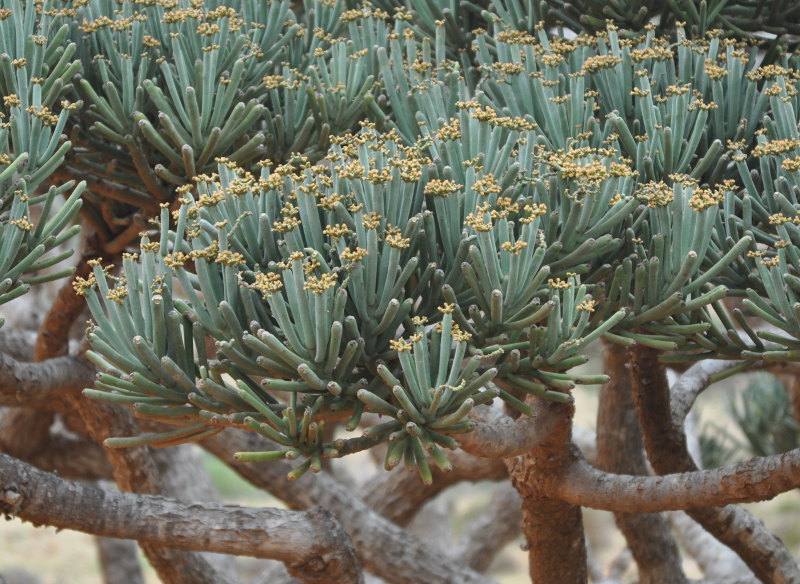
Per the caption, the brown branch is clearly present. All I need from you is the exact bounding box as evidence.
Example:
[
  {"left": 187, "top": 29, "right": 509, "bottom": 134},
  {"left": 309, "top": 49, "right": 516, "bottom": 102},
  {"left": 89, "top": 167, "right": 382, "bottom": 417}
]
[
  {"left": 15, "top": 432, "right": 114, "bottom": 481},
  {"left": 360, "top": 449, "right": 507, "bottom": 526},
  {"left": 457, "top": 402, "right": 560, "bottom": 458},
  {"left": 202, "top": 429, "right": 498, "bottom": 584},
  {"left": 0, "top": 408, "right": 54, "bottom": 462},
  {"left": 33, "top": 253, "right": 94, "bottom": 361},
  {"left": 506, "top": 397, "right": 587, "bottom": 584},
  {"left": 596, "top": 342, "right": 686, "bottom": 584},
  {"left": 629, "top": 345, "right": 800, "bottom": 584},
  {"left": 150, "top": 445, "right": 238, "bottom": 575},
  {"left": 0, "top": 453, "right": 363, "bottom": 584}
]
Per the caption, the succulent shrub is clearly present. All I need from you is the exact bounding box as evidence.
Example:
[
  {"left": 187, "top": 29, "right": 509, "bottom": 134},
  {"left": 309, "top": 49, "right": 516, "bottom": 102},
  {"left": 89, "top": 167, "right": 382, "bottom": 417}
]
[
  {"left": 69, "top": 5, "right": 800, "bottom": 485},
  {"left": 3, "top": 0, "right": 800, "bottom": 488}
]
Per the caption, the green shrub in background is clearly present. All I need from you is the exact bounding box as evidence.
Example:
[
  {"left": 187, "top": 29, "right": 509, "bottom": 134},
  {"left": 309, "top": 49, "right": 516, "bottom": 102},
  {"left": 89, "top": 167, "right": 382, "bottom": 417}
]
[{"left": 4, "top": 1, "right": 800, "bottom": 583}]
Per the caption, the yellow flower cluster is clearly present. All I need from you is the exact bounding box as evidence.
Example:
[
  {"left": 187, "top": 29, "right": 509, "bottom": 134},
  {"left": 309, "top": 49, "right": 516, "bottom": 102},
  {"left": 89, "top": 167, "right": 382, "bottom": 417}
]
[
  {"left": 635, "top": 181, "right": 673, "bottom": 208},
  {"left": 688, "top": 187, "right": 725, "bottom": 212},
  {"left": 424, "top": 179, "right": 463, "bottom": 197},
  {"left": 548, "top": 278, "right": 573, "bottom": 289},
  {"left": 501, "top": 241, "right": 528, "bottom": 255},
  {"left": 752, "top": 139, "right": 800, "bottom": 158},
  {"left": 769, "top": 212, "right": 800, "bottom": 225},
  {"left": 304, "top": 273, "right": 337, "bottom": 295}
]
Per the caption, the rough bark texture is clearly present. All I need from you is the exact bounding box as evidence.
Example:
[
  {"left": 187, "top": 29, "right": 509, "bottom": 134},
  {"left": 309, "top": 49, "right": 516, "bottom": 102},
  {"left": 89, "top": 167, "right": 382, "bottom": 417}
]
[
  {"left": 629, "top": 345, "right": 800, "bottom": 584},
  {"left": 554, "top": 443, "right": 800, "bottom": 511},
  {"left": 0, "top": 453, "right": 363, "bottom": 584},
  {"left": 150, "top": 445, "right": 237, "bottom": 576},
  {"left": 458, "top": 403, "right": 560, "bottom": 458},
  {"left": 506, "top": 397, "right": 587, "bottom": 584},
  {"left": 596, "top": 342, "right": 686, "bottom": 584},
  {"left": 67, "top": 397, "right": 236, "bottom": 584},
  {"left": 0, "top": 353, "right": 94, "bottom": 404},
  {"left": 202, "top": 429, "right": 498, "bottom": 584}
]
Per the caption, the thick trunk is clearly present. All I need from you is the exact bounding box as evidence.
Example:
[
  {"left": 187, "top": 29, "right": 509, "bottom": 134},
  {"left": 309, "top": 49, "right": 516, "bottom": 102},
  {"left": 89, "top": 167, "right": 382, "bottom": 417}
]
[
  {"left": 597, "top": 342, "right": 686, "bottom": 584},
  {"left": 506, "top": 397, "right": 587, "bottom": 584}
]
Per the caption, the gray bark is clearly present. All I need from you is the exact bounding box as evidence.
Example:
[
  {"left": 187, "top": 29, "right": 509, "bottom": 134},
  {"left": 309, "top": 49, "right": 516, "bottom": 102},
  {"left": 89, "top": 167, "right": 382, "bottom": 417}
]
[
  {"left": 0, "top": 453, "right": 363, "bottom": 584},
  {"left": 96, "top": 537, "right": 145, "bottom": 584},
  {"left": 203, "top": 429, "right": 498, "bottom": 584}
]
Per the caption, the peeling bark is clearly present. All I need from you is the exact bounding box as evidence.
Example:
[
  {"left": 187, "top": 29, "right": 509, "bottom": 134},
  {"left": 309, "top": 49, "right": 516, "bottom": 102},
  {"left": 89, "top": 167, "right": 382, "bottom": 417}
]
[{"left": 596, "top": 342, "right": 686, "bottom": 584}]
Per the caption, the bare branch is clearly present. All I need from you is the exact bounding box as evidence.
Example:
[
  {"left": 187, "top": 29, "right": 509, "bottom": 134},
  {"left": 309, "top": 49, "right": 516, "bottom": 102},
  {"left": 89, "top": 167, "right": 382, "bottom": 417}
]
[
  {"left": 0, "top": 408, "right": 55, "bottom": 460},
  {"left": 361, "top": 450, "right": 506, "bottom": 526},
  {"left": 573, "top": 425, "right": 597, "bottom": 464},
  {"left": 0, "top": 353, "right": 94, "bottom": 405},
  {"left": 668, "top": 511, "right": 757, "bottom": 584},
  {"left": 506, "top": 397, "right": 588, "bottom": 584},
  {"left": 68, "top": 397, "right": 237, "bottom": 584},
  {"left": 669, "top": 360, "right": 739, "bottom": 427},
  {"left": 0, "top": 330, "right": 37, "bottom": 360},
  {"left": 0, "top": 453, "right": 363, "bottom": 584},
  {"left": 458, "top": 403, "right": 559, "bottom": 458},
  {"left": 20, "top": 433, "right": 114, "bottom": 481},
  {"left": 202, "top": 429, "right": 499, "bottom": 584},
  {"left": 151, "top": 445, "right": 237, "bottom": 575},
  {"left": 677, "top": 412, "right": 758, "bottom": 583},
  {"left": 34, "top": 252, "right": 93, "bottom": 361},
  {"left": 556, "top": 448, "right": 800, "bottom": 511}
]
